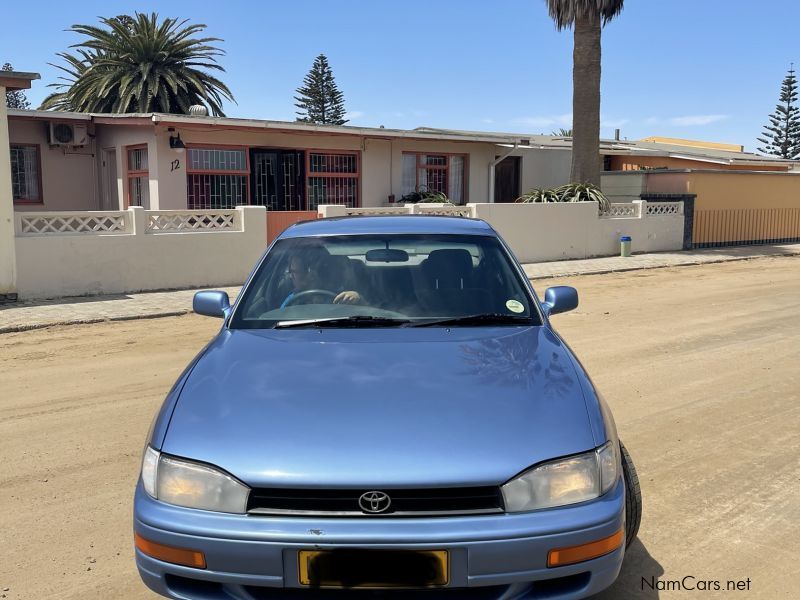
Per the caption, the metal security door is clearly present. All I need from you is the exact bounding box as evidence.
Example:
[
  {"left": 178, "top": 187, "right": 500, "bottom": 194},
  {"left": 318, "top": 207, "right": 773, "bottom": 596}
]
[{"left": 251, "top": 150, "right": 305, "bottom": 211}]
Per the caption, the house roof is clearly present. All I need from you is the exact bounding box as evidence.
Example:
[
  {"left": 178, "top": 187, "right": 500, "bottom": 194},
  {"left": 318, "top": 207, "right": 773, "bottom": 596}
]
[
  {"left": 7, "top": 108, "right": 797, "bottom": 168},
  {"left": 8, "top": 109, "right": 523, "bottom": 144},
  {"left": 419, "top": 127, "right": 797, "bottom": 168},
  {"left": 611, "top": 138, "right": 795, "bottom": 167},
  {"left": 8, "top": 109, "right": 91, "bottom": 121},
  {"left": 639, "top": 136, "right": 744, "bottom": 153}
]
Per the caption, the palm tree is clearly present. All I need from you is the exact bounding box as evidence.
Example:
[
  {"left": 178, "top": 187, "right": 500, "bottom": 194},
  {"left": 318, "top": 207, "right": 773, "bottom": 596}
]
[
  {"left": 40, "top": 13, "right": 234, "bottom": 116},
  {"left": 544, "top": 1, "right": 624, "bottom": 186}
]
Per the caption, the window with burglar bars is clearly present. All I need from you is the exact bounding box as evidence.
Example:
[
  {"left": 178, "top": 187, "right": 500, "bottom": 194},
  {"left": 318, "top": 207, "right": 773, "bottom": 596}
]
[
  {"left": 401, "top": 153, "right": 466, "bottom": 204},
  {"left": 126, "top": 145, "right": 149, "bottom": 207},
  {"left": 187, "top": 147, "right": 249, "bottom": 209},
  {"left": 10, "top": 144, "right": 42, "bottom": 203},
  {"left": 306, "top": 152, "right": 359, "bottom": 210}
]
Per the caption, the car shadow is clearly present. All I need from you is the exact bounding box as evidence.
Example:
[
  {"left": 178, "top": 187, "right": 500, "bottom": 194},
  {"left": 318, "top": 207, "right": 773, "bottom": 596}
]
[{"left": 589, "top": 538, "right": 663, "bottom": 599}]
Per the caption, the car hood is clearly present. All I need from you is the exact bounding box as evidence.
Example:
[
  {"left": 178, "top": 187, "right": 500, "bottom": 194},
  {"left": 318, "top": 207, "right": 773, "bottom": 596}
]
[{"left": 162, "top": 327, "right": 596, "bottom": 488}]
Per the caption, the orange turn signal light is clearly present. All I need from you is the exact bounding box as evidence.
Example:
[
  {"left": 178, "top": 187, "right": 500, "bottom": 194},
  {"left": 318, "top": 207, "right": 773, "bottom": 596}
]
[
  {"left": 547, "top": 528, "right": 624, "bottom": 568},
  {"left": 135, "top": 533, "right": 207, "bottom": 569}
]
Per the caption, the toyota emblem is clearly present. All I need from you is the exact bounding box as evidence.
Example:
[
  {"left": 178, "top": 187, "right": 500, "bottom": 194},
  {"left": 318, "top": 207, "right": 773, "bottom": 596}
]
[{"left": 358, "top": 491, "right": 391, "bottom": 514}]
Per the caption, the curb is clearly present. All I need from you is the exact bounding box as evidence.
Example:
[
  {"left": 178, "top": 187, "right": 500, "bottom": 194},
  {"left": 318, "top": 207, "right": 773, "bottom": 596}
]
[
  {"left": 0, "top": 310, "right": 190, "bottom": 335},
  {"left": 526, "top": 251, "right": 800, "bottom": 280}
]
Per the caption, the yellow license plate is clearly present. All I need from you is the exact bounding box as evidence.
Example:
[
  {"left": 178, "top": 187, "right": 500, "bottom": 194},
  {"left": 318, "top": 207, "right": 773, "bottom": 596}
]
[{"left": 298, "top": 549, "right": 449, "bottom": 589}]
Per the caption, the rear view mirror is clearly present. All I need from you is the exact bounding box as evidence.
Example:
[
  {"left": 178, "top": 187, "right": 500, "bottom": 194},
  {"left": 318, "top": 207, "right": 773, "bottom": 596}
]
[
  {"left": 365, "top": 249, "right": 409, "bottom": 263},
  {"left": 193, "top": 291, "right": 231, "bottom": 318},
  {"left": 542, "top": 286, "right": 578, "bottom": 316}
]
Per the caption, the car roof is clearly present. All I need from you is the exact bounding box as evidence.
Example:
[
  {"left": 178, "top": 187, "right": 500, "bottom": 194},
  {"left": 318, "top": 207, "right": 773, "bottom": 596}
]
[{"left": 279, "top": 215, "right": 495, "bottom": 239}]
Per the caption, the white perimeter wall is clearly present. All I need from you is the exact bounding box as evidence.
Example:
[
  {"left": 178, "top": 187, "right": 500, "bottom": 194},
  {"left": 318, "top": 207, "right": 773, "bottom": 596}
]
[
  {"left": 13, "top": 200, "right": 683, "bottom": 300},
  {"left": 15, "top": 206, "right": 266, "bottom": 299},
  {"left": 473, "top": 201, "right": 684, "bottom": 263},
  {"left": 322, "top": 201, "right": 685, "bottom": 264}
]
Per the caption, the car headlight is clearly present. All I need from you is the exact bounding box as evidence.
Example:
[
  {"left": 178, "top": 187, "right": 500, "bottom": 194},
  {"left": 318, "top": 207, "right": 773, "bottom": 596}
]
[
  {"left": 140, "top": 446, "right": 250, "bottom": 513},
  {"left": 502, "top": 442, "right": 619, "bottom": 512}
]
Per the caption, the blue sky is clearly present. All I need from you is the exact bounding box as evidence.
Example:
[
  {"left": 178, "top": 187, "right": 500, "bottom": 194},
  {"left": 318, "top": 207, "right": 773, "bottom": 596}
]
[{"left": 3, "top": 0, "right": 799, "bottom": 152}]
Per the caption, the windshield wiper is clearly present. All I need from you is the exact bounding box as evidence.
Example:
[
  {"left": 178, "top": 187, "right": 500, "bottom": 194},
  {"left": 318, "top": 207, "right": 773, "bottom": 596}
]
[
  {"left": 274, "top": 316, "right": 413, "bottom": 329},
  {"left": 410, "top": 313, "right": 534, "bottom": 327}
]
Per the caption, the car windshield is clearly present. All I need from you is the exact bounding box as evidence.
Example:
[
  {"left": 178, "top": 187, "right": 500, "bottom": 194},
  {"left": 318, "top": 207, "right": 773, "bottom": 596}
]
[{"left": 230, "top": 234, "right": 540, "bottom": 328}]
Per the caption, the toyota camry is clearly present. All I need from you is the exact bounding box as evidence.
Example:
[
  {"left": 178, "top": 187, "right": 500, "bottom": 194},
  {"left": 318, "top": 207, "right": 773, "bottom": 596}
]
[{"left": 133, "top": 215, "right": 642, "bottom": 599}]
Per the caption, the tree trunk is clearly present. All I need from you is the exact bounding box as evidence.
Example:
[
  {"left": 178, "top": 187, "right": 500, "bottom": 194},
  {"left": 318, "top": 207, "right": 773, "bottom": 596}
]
[{"left": 571, "top": 12, "right": 602, "bottom": 186}]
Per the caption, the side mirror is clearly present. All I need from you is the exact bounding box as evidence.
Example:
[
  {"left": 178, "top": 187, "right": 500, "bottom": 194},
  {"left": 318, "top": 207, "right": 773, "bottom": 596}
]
[
  {"left": 542, "top": 286, "right": 578, "bottom": 316},
  {"left": 193, "top": 291, "right": 231, "bottom": 318}
]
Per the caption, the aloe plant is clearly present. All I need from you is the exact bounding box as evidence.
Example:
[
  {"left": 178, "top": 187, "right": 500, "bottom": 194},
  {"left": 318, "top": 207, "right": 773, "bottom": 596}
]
[
  {"left": 400, "top": 189, "right": 452, "bottom": 204},
  {"left": 555, "top": 183, "right": 611, "bottom": 212},
  {"left": 514, "top": 188, "right": 561, "bottom": 203},
  {"left": 514, "top": 182, "right": 610, "bottom": 213},
  {"left": 417, "top": 191, "right": 451, "bottom": 204}
]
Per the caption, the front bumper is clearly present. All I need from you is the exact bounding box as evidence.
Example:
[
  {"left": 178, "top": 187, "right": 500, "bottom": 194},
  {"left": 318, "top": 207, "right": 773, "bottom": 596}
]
[{"left": 134, "top": 479, "right": 625, "bottom": 600}]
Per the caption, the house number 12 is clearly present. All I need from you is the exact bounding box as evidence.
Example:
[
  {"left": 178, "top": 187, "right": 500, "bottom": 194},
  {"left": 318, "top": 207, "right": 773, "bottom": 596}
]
[{"left": 170, "top": 159, "right": 181, "bottom": 172}]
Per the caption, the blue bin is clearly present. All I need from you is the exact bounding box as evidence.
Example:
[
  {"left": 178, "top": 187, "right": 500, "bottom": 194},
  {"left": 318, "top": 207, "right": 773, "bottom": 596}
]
[{"left": 620, "top": 235, "right": 632, "bottom": 257}]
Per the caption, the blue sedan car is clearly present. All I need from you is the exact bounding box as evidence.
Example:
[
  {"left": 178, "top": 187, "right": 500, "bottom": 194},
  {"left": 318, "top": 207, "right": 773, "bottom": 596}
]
[{"left": 134, "top": 215, "right": 642, "bottom": 600}]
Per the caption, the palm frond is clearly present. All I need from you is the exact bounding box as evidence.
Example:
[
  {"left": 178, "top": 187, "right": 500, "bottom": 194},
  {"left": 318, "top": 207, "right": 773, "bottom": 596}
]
[
  {"left": 38, "top": 11, "right": 234, "bottom": 114},
  {"left": 544, "top": 0, "right": 624, "bottom": 29}
]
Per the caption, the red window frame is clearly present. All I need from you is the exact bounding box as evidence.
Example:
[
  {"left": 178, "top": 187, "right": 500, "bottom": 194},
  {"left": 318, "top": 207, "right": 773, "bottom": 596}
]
[
  {"left": 10, "top": 143, "right": 44, "bottom": 204},
  {"left": 304, "top": 149, "right": 361, "bottom": 210},
  {"left": 402, "top": 152, "right": 468, "bottom": 203},
  {"left": 186, "top": 144, "right": 251, "bottom": 209},
  {"left": 125, "top": 144, "right": 149, "bottom": 208}
]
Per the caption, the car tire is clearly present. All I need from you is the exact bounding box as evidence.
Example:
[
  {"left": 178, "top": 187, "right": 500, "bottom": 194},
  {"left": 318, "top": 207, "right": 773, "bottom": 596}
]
[{"left": 620, "top": 441, "right": 642, "bottom": 548}]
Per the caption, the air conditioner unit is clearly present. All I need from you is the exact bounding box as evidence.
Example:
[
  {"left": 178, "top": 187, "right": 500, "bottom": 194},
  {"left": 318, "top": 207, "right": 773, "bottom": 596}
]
[{"left": 48, "top": 122, "right": 88, "bottom": 147}]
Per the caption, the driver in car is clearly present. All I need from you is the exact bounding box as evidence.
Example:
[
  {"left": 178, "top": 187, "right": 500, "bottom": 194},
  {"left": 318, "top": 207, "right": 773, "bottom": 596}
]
[{"left": 280, "top": 253, "right": 363, "bottom": 308}]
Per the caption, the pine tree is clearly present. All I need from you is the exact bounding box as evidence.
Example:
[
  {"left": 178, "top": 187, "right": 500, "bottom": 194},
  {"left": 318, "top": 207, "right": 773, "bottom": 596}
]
[
  {"left": 3, "top": 63, "right": 32, "bottom": 109},
  {"left": 757, "top": 66, "right": 800, "bottom": 159},
  {"left": 294, "top": 54, "right": 348, "bottom": 125}
]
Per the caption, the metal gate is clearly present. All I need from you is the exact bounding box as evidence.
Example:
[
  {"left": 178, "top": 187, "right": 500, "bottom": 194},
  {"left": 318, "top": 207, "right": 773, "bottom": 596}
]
[
  {"left": 267, "top": 211, "right": 319, "bottom": 245},
  {"left": 251, "top": 150, "right": 305, "bottom": 211},
  {"left": 693, "top": 208, "right": 800, "bottom": 248}
]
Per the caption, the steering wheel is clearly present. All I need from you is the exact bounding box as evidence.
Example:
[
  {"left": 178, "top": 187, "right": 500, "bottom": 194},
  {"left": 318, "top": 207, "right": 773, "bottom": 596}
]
[{"left": 284, "top": 289, "right": 338, "bottom": 306}]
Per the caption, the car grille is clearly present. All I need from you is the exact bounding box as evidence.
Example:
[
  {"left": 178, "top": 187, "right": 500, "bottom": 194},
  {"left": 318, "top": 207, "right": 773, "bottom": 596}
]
[{"left": 246, "top": 486, "right": 504, "bottom": 517}]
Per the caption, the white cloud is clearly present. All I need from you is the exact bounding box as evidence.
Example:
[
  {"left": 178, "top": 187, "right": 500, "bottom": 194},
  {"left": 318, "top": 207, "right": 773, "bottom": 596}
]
[
  {"left": 345, "top": 110, "right": 365, "bottom": 121},
  {"left": 481, "top": 118, "right": 495, "bottom": 124},
  {"left": 669, "top": 114, "right": 729, "bottom": 126},
  {"left": 513, "top": 113, "right": 572, "bottom": 128}
]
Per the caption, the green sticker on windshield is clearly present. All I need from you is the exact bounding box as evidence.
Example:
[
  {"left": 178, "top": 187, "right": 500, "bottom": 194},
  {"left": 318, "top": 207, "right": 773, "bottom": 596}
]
[{"left": 506, "top": 299, "right": 524, "bottom": 313}]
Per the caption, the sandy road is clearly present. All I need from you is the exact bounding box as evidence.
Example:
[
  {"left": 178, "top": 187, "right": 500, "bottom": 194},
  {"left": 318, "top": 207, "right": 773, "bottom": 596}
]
[{"left": 1, "top": 256, "right": 798, "bottom": 599}]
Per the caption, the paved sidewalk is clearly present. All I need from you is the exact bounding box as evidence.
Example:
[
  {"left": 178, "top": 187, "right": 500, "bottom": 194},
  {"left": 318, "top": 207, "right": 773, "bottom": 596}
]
[
  {"left": 0, "top": 286, "right": 241, "bottom": 334},
  {"left": 522, "top": 242, "right": 800, "bottom": 279},
  {"left": 1, "top": 244, "right": 798, "bottom": 334}
]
